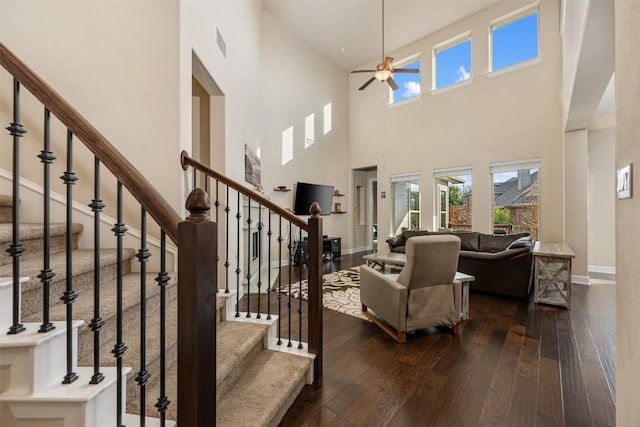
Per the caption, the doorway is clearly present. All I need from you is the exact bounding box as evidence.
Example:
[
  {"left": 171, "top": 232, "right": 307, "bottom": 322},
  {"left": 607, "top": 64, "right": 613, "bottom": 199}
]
[{"left": 353, "top": 166, "right": 377, "bottom": 252}]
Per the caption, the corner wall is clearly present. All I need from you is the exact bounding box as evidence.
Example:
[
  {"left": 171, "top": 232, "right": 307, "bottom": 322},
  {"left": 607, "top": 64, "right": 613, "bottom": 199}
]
[{"left": 614, "top": 1, "right": 640, "bottom": 425}]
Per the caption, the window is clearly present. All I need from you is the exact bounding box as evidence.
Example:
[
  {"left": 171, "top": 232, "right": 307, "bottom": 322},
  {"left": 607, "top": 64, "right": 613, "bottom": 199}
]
[
  {"left": 433, "top": 35, "right": 471, "bottom": 90},
  {"left": 390, "top": 59, "right": 421, "bottom": 104},
  {"left": 491, "top": 9, "right": 539, "bottom": 72},
  {"left": 491, "top": 159, "right": 540, "bottom": 239},
  {"left": 281, "top": 126, "right": 293, "bottom": 165},
  {"left": 434, "top": 167, "right": 472, "bottom": 231},
  {"left": 391, "top": 174, "right": 421, "bottom": 234},
  {"left": 305, "top": 113, "right": 315, "bottom": 148},
  {"left": 323, "top": 103, "right": 332, "bottom": 135}
]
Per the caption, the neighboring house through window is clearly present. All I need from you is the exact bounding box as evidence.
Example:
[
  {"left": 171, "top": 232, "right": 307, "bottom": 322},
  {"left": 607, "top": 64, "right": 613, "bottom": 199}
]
[{"left": 491, "top": 159, "right": 540, "bottom": 239}]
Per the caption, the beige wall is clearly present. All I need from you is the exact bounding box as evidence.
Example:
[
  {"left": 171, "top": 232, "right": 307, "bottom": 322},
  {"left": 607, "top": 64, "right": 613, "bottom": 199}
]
[
  {"left": 349, "top": 0, "right": 564, "bottom": 247},
  {"left": 615, "top": 1, "right": 640, "bottom": 425},
  {"left": 0, "top": 0, "right": 181, "bottom": 229},
  {"left": 588, "top": 127, "right": 615, "bottom": 272}
]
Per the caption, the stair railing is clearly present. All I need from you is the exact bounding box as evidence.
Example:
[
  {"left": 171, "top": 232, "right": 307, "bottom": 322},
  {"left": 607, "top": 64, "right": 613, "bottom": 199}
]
[
  {"left": 1, "top": 41, "right": 323, "bottom": 425},
  {"left": 180, "top": 151, "right": 324, "bottom": 383}
]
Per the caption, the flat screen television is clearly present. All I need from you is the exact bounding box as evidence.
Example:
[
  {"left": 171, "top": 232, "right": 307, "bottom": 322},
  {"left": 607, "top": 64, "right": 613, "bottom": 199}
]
[{"left": 293, "top": 182, "right": 334, "bottom": 216}]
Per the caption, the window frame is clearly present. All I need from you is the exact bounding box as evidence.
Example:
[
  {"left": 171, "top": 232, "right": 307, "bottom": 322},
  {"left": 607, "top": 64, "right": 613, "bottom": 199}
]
[
  {"left": 432, "top": 31, "right": 472, "bottom": 92},
  {"left": 489, "top": 5, "right": 540, "bottom": 74},
  {"left": 389, "top": 54, "right": 422, "bottom": 106},
  {"left": 390, "top": 173, "right": 421, "bottom": 234}
]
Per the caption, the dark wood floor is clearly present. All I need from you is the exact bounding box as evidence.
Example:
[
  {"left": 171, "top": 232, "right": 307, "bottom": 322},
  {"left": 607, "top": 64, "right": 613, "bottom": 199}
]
[{"left": 242, "top": 252, "right": 616, "bottom": 427}]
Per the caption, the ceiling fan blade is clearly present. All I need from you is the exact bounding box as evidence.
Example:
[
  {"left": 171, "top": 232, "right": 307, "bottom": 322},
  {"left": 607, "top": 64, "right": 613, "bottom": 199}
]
[
  {"left": 351, "top": 69, "right": 377, "bottom": 73},
  {"left": 383, "top": 56, "right": 393, "bottom": 68},
  {"left": 387, "top": 76, "right": 399, "bottom": 91},
  {"left": 392, "top": 68, "right": 420, "bottom": 74},
  {"left": 359, "top": 77, "right": 377, "bottom": 91}
]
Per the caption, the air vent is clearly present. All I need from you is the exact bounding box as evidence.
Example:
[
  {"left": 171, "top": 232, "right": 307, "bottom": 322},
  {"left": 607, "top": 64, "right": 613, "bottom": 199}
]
[{"left": 216, "top": 27, "right": 227, "bottom": 59}]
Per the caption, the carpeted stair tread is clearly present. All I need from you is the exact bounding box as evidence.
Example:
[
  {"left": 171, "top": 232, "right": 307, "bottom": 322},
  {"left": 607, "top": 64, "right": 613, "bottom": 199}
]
[
  {"left": 216, "top": 321, "right": 269, "bottom": 399},
  {"left": 0, "top": 222, "right": 83, "bottom": 266},
  {"left": 216, "top": 350, "right": 312, "bottom": 427},
  {"left": 0, "top": 248, "right": 136, "bottom": 294},
  {"left": 0, "top": 195, "right": 12, "bottom": 223}
]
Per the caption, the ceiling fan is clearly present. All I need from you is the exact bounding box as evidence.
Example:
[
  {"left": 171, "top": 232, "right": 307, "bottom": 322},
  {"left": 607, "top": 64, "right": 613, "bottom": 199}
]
[{"left": 351, "top": 0, "right": 419, "bottom": 91}]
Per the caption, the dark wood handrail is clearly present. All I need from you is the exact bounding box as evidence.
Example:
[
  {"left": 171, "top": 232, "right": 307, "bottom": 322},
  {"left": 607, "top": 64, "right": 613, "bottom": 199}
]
[
  {"left": 0, "top": 42, "right": 182, "bottom": 244},
  {"left": 180, "top": 151, "right": 309, "bottom": 230}
]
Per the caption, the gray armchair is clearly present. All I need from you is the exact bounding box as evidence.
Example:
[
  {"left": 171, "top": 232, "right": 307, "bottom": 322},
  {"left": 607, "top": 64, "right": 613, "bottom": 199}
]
[{"left": 360, "top": 234, "right": 462, "bottom": 343}]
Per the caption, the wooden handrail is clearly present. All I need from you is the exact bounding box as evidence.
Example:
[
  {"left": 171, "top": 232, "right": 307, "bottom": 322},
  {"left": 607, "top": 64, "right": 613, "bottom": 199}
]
[
  {"left": 180, "top": 151, "right": 309, "bottom": 230},
  {"left": 0, "top": 42, "right": 182, "bottom": 244}
]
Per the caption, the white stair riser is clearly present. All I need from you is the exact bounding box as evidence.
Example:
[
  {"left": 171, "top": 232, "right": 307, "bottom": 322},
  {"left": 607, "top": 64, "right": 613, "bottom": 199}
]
[
  {"left": 0, "top": 278, "right": 16, "bottom": 330},
  {"left": 2, "top": 369, "right": 129, "bottom": 427},
  {"left": 0, "top": 322, "right": 79, "bottom": 396}
]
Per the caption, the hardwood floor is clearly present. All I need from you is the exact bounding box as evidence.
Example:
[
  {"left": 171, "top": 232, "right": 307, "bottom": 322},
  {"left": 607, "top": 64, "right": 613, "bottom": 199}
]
[{"left": 241, "top": 252, "right": 616, "bottom": 426}]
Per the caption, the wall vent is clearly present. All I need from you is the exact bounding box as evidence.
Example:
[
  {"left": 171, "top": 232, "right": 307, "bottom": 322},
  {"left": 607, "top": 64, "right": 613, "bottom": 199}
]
[{"left": 216, "top": 27, "right": 227, "bottom": 59}]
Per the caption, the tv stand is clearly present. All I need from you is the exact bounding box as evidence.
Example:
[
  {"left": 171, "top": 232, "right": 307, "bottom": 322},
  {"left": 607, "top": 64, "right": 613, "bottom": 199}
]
[{"left": 293, "top": 236, "right": 341, "bottom": 265}]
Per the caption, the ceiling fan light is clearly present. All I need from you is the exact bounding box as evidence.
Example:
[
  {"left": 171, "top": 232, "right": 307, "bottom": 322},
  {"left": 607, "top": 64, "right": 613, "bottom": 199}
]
[{"left": 375, "top": 69, "right": 392, "bottom": 81}]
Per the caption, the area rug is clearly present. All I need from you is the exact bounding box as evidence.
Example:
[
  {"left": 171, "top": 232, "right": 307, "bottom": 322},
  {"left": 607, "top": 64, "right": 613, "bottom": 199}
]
[{"left": 277, "top": 267, "right": 365, "bottom": 320}]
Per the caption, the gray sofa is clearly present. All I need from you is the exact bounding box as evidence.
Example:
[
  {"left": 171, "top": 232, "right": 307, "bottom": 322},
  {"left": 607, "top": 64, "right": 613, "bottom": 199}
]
[{"left": 386, "top": 230, "right": 534, "bottom": 298}]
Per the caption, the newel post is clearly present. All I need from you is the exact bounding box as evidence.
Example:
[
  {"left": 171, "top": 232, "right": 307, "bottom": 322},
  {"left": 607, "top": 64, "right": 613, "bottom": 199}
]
[
  {"left": 177, "top": 188, "right": 217, "bottom": 425},
  {"left": 307, "top": 202, "right": 323, "bottom": 382}
]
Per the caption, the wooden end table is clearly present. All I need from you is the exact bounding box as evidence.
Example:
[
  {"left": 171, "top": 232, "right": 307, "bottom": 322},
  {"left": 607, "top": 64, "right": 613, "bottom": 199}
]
[{"left": 533, "top": 242, "right": 575, "bottom": 309}]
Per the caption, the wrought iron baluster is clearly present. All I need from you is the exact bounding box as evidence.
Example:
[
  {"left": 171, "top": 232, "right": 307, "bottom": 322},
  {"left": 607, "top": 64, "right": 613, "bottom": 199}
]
[
  {"left": 61, "top": 130, "right": 78, "bottom": 384},
  {"left": 135, "top": 208, "right": 151, "bottom": 424},
  {"left": 224, "top": 184, "right": 230, "bottom": 293},
  {"left": 110, "top": 182, "right": 127, "bottom": 424},
  {"left": 298, "top": 227, "right": 303, "bottom": 349},
  {"left": 215, "top": 180, "right": 220, "bottom": 293},
  {"left": 6, "top": 78, "right": 26, "bottom": 335},
  {"left": 277, "top": 216, "right": 283, "bottom": 345},
  {"left": 266, "top": 211, "right": 272, "bottom": 320},
  {"left": 155, "top": 232, "right": 170, "bottom": 424},
  {"left": 256, "top": 205, "right": 263, "bottom": 319},
  {"left": 88, "top": 157, "right": 105, "bottom": 384},
  {"left": 245, "top": 198, "right": 252, "bottom": 317},
  {"left": 37, "top": 108, "right": 55, "bottom": 333},
  {"left": 287, "top": 223, "right": 293, "bottom": 347},
  {"left": 235, "top": 191, "right": 241, "bottom": 317},
  {"left": 204, "top": 173, "right": 209, "bottom": 193}
]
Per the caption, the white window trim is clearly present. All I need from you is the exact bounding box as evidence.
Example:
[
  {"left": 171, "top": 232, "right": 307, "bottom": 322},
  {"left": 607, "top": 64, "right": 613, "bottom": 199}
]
[
  {"left": 432, "top": 31, "right": 472, "bottom": 91},
  {"left": 391, "top": 172, "right": 421, "bottom": 183},
  {"left": 490, "top": 158, "right": 541, "bottom": 174},
  {"left": 433, "top": 166, "right": 473, "bottom": 178},
  {"left": 489, "top": 3, "right": 540, "bottom": 73},
  {"left": 487, "top": 56, "right": 542, "bottom": 78},
  {"left": 431, "top": 77, "right": 474, "bottom": 95}
]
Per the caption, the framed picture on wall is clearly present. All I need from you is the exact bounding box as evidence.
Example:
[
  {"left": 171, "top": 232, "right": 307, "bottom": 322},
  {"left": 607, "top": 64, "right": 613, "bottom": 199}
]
[{"left": 244, "top": 143, "right": 261, "bottom": 187}]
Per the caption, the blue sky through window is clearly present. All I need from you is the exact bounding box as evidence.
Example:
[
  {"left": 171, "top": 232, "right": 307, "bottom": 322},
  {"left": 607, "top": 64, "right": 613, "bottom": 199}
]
[
  {"left": 435, "top": 39, "right": 471, "bottom": 89},
  {"left": 492, "top": 12, "right": 538, "bottom": 71},
  {"left": 391, "top": 59, "right": 421, "bottom": 103}
]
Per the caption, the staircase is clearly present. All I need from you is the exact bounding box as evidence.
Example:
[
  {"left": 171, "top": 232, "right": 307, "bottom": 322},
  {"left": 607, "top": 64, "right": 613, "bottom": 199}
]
[{"left": 0, "top": 193, "right": 313, "bottom": 426}]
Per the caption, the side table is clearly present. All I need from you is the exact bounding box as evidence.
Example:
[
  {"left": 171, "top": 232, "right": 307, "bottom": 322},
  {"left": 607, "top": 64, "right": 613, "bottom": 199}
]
[{"left": 533, "top": 242, "right": 575, "bottom": 308}]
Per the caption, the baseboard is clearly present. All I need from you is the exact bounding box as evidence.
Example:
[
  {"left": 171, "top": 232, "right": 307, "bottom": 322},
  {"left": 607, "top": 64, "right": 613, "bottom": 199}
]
[
  {"left": 572, "top": 275, "right": 591, "bottom": 285},
  {"left": 588, "top": 265, "right": 616, "bottom": 281}
]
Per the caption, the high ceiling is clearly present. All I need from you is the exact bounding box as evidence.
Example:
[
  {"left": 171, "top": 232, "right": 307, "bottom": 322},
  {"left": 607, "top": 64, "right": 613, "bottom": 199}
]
[{"left": 262, "top": 0, "right": 502, "bottom": 71}]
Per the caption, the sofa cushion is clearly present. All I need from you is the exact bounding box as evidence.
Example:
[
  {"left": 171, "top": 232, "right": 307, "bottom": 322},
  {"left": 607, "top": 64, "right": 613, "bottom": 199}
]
[
  {"left": 478, "top": 232, "right": 529, "bottom": 253},
  {"left": 402, "top": 229, "right": 429, "bottom": 242},
  {"left": 454, "top": 231, "right": 479, "bottom": 252}
]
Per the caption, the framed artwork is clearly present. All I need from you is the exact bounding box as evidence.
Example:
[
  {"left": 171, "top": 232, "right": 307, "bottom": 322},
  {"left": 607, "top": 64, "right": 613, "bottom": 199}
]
[
  {"left": 617, "top": 163, "right": 633, "bottom": 200},
  {"left": 244, "top": 144, "right": 261, "bottom": 186}
]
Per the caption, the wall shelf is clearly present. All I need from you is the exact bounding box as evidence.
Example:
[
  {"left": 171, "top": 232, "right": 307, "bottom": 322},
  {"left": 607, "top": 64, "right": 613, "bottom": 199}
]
[
  {"left": 274, "top": 187, "right": 291, "bottom": 192},
  {"left": 332, "top": 211, "right": 347, "bottom": 214}
]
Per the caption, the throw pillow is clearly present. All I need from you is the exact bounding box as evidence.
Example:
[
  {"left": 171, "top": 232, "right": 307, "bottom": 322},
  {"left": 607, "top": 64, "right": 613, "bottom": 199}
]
[
  {"left": 454, "top": 231, "right": 480, "bottom": 251},
  {"left": 402, "top": 229, "right": 429, "bottom": 242},
  {"left": 478, "top": 233, "right": 529, "bottom": 253}
]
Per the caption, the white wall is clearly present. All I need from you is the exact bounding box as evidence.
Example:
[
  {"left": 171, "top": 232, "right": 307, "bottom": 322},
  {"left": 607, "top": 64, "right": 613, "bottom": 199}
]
[
  {"left": 349, "top": 0, "right": 564, "bottom": 248},
  {"left": 615, "top": 1, "right": 640, "bottom": 424},
  {"left": 587, "top": 127, "right": 615, "bottom": 274},
  {"left": 259, "top": 11, "right": 351, "bottom": 248}
]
